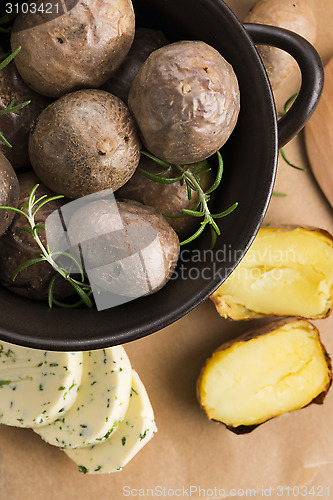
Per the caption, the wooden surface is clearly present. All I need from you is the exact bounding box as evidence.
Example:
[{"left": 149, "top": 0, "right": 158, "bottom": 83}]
[{"left": 305, "top": 58, "right": 333, "bottom": 207}]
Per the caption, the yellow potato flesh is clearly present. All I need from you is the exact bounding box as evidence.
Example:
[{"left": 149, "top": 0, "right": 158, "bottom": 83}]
[
  {"left": 212, "top": 227, "right": 333, "bottom": 319},
  {"left": 198, "top": 321, "right": 330, "bottom": 427}
]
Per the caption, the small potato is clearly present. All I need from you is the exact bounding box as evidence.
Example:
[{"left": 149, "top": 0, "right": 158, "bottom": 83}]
[
  {"left": 0, "top": 154, "right": 19, "bottom": 236},
  {"left": 197, "top": 318, "right": 332, "bottom": 433},
  {"left": 117, "top": 155, "right": 214, "bottom": 238},
  {"left": 66, "top": 199, "right": 180, "bottom": 299},
  {"left": 128, "top": 41, "right": 240, "bottom": 165},
  {"left": 101, "top": 28, "right": 168, "bottom": 104},
  {"left": 29, "top": 89, "right": 141, "bottom": 199},
  {"left": 11, "top": 0, "right": 135, "bottom": 98},
  {"left": 211, "top": 226, "right": 333, "bottom": 320},
  {"left": 0, "top": 172, "right": 73, "bottom": 301},
  {"left": 0, "top": 62, "right": 50, "bottom": 169},
  {"left": 244, "top": 0, "right": 316, "bottom": 90}
]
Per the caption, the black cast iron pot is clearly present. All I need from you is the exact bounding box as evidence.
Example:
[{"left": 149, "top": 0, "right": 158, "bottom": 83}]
[{"left": 0, "top": 0, "right": 324, "bottom": 350}]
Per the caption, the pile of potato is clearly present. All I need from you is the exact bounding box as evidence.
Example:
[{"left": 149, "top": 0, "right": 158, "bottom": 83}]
[{"left": 0, "top": 0, "right": 240, "bottom": 302}]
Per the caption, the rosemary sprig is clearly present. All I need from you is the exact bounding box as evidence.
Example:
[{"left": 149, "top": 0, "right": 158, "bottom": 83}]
[
  {"left": 0, "top": 185, "right": 93, "bottom": 308},
  {"left": 0, "top": 46, "right": 31, "bottom": 148},
  {"left": 278, "top": 93, "right": 306, "bottom": 172},
  {"left": 140, "top": 151, "right": 238, "bottom": 249}
]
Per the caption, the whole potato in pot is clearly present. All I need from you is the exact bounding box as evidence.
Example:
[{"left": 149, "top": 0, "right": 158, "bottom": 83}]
[
  {"left": 101, "top": 27, "right": 168, "bottom": 104},
  {"left": 11, "top": 0, "right": 135, "bottom": 98},
  {"left": 128, "top": 40, "right": 240, "bottom": 165},
  {"left": 66, "top": 198, "right": 180, "bottom": 298},
  {"left": 0, "top": 154, "right": 19, "bottom": 236},
  {"left": 0, "top": 62, "right": 50, "bottom": 169},
  {"left": 0, "top": 172, "right": 73, "bottom": 301},
  {"left": 244, "top": 0, "right": 316, "bottom": 90},
  {"left": 117, "top": 155, "right": 214, "bottom": 238},
  {"left": 29, "top": 89, "right": 141, "bottom": 199}
]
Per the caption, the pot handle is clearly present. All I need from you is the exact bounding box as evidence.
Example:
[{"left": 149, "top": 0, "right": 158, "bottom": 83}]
[{"left": 243, "top": 23, "right": 324, "bottom": 148}]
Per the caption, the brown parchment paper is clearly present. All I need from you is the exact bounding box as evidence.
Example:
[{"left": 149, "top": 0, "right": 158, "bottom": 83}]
[{"left": 1, "top": 1, "right": 333, "bottom": 499}]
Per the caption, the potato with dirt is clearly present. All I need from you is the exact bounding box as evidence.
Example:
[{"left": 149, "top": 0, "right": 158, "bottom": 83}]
[
  {"left": 244, "top": 0, "right": 316, "bottom": 90},
  {"left": 29, "top": 89, "right": 141, "bottom": 199},
  {"left": 0, "top": 62, "right": 50, "bottom": 169},
  {"left": 117, "top": 155, "right": 214, "bottom": 238},
  {"left": 66, "top": 198, "right": 180, "bottom": 298},
  {"left": 0, "top": 172, "right": 73, "bottom": 301},
  {"left": 128, "top": 40, "right": 240, "bottom": 165},
  {"left": 0, "top": 154, "right": 19, "bottom": 236},
  {"left": 102, "top": 27, "right": 168, "bottom": 104},
  {"left": 11, "top": 0, "right": 135, "bottom": 98}
]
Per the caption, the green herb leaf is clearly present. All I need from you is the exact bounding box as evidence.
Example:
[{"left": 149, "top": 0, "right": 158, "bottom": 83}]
[
  {"left": 273, "top": 191, "right": 288, "bottom": 197},
  {"left": 68, "top": 280, "right": 93, "bottom": 308},
  {"left": 139, "top": 167, "right": 183, "bottom": 184},
  {"left": 47, "top": 275, "right": 59, "bottom": 308},
  {"left": 0, "top": 131, "right": 12, "bottom": 148},
  {"left": 280, "top": 147, "right": 306, "bottom": 172},
  {"left": 141, "top": 150, "right": 170, "bottom": 168},
  {"left": 210, "top": 226, "right": 218, "bottom": 250},
  {"left": 0, "top": 206, "right": 30, "bottom": 220},
  {"left": 32, "top": 195, "right": 64, "bottom": 216},
  {"left": 206, "top": 151, "right": 223, "bottom": 194},
  {"left": 0, "top": 380, "right": 11, "bottom": 388},
  {"left": 211, "top": 202, "right": 239, "bottom": 218},
  {"left": 12, "top": 258, "right": 45, "bottom": 281},
  {"left": 0, "top": 46, "right": 21, "bottom": 71},
  {"left": 179, "top": 221, "right": 207, "bottom": 246},
  {"left": 0, "top": 100, "right": 31, "bottom": 115},
  {"left": 182, "top": 208, "right": 205, "bottom": 217}
]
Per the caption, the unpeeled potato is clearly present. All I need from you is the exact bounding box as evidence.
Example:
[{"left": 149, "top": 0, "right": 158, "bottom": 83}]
[
  {"left": 197, "top": 318, "right": 332, "bottom": 433},
  {"left": 211, "top": 226, "right": 333, "bottom": 320},
  {"left": 244, "top": 0, "right": 316, "bottom": 90},
  {"left": 11, "top": 0, "right": 135, "bottom": 98}
]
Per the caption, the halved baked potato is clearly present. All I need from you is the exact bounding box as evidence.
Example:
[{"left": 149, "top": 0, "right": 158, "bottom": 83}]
[
  {"left": 197, "top": 318, "right": 332, "bottom": 433},
  {"left": 211, "top": 226, "right": 333, "bottom": 320}
]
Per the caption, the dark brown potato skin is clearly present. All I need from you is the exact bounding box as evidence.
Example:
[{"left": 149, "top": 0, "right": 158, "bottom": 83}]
[
  {"left": 0, "top": 154, "right": 19, "bottom": 236},
  {"left": 29, "top": 89, "right": 141, "bottom": 199},
  {"left": 0, "top": 172, "right": 73, "bottom": 301},
  {"left": 0, "top": 62, "right": 50, "bottom": 169},
  {"left": 11, "top": 0, "right": 135, "bottom": 98},
  {"left": 67, "top": 199, "right": 180, "bottom": 297},
  {"left": 101, "top": 28, "right": 168, "bottom": 104},
  {"left": 117, "top": 155, "right": 214, "bottom": 238},
  {"left": 128, "top": 40, "right": 240, "bottom": 165}
]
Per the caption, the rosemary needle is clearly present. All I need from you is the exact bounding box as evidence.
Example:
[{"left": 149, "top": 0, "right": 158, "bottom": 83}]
[
  {"left": 0, "top": 185, "right": 93, "bottom": 309},
  {"left": 140, "top": 150, "right": 238, "bottom": 249}
]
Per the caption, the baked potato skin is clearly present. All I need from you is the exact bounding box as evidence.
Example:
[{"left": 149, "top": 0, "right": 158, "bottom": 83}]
[
  {"left": 0, "top": 154, "right": 19, "bottom": 236},
  {"left": 67, "top": 199, "right": 180, "bottom": 297},
  {"left": 197, "top": 318, "right": 332, "bottom": 434},
  {"left": 211, "top": 226, "right": 333, "bottom": 320},
  {"left": 11, "top": 0, "right": 135, "bottom": 98},
  {"left": 128, "top": 40, "right": 240, "bottom": 165},
  {"left": 101, "top": 27, "right": 168, "bottom": 104},
  {"left": 0, "top": 62, "right": 50, "bottom": 169},
  {"left": 28, "top": 89, "right": 141, "bottom": 199},
  {"left": 117, "top": 155, "right": 214, "bottom": 238},
  {"left": 0, "top": 172, "right": 72, "bottom": 301},
  {"left": 244, "top": 0, "right": 316, "bottom": 90}
]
